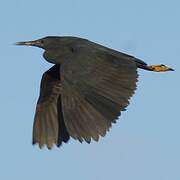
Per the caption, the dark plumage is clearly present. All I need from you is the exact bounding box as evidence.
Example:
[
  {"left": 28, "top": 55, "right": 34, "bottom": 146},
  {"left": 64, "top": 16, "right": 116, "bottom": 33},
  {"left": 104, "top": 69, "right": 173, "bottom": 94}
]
[{"left": 16, "top": 36, "right": 173, "bottom": 149}]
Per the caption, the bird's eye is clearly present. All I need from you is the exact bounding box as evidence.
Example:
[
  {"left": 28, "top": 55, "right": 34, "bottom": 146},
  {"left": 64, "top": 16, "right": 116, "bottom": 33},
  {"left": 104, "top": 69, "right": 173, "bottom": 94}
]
[{"left": 40, "top": 40, "right": 44, "bottom": 44}]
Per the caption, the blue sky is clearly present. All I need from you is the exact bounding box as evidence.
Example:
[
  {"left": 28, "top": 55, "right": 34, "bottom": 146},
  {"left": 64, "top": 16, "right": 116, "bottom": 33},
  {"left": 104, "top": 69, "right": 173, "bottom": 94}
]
[{"left": 0, "top": 0, "right": 179, "bottom": 179}]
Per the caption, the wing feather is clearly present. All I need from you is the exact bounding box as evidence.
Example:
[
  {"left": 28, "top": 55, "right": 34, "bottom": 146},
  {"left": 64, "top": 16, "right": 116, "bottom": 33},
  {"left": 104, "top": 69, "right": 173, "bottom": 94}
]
[
  {"left": 33, "top": 65, "right": 70, "bottom": 149},
  {"left": 61, "top": 48, "right": 138, "bottom": 142}
]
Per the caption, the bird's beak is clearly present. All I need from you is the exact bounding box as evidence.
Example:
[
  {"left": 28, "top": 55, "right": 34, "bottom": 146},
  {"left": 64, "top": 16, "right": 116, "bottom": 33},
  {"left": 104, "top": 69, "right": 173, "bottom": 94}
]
[{"left": 15, "top": 40, "right": 41, "bottom": 47}]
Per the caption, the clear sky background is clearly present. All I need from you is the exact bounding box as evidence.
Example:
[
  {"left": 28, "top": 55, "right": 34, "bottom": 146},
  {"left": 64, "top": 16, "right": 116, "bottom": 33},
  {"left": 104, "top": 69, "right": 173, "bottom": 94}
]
[{"left": 0, "top": 0, "right": 179, "bottom": 179}]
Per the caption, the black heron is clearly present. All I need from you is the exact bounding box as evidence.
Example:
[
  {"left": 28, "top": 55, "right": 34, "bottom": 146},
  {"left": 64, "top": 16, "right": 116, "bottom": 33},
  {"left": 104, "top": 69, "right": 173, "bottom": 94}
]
[{"left": 16, "top": 36, "right": 174, "bottom": 149}]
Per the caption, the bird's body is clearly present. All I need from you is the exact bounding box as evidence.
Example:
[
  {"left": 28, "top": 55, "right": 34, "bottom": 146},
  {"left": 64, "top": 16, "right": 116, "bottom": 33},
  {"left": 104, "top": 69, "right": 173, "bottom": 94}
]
[{"left": 16, "top": 36, "right": 173, "bottom": 149}]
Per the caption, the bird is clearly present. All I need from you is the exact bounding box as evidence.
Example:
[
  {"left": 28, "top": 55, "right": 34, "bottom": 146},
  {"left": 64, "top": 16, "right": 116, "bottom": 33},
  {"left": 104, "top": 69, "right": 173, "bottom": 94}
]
[{"left": 16, "top": 36, "right": 174, "bottom": 149}]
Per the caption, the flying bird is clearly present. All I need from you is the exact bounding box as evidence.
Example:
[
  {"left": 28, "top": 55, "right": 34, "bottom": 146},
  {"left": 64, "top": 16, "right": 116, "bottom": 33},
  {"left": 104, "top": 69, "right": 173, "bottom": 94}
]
[{"left": 16, "top": 36, "right": 174, "bottom": 149}]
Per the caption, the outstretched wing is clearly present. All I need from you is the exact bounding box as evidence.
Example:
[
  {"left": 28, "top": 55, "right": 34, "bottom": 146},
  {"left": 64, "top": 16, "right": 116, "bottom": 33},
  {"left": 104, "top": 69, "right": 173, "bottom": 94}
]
[
  {"left": 61, "top": 47, "right": 138, "bottom": 143},
  {"left": 33, "top": 65, "right": 70, "bottom": 149}
]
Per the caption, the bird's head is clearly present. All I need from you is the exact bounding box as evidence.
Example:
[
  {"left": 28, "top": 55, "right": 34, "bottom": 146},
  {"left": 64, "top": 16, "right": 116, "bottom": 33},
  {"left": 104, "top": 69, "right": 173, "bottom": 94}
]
[{"left": 16, "top": 36, "right": 61, "bottom": 50}]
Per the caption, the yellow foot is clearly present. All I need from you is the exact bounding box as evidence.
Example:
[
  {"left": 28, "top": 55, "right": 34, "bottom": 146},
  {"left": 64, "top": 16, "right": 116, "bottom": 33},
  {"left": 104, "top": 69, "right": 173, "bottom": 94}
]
[{"left": 148, "top": 64, "right": 174, "bottom": 72}]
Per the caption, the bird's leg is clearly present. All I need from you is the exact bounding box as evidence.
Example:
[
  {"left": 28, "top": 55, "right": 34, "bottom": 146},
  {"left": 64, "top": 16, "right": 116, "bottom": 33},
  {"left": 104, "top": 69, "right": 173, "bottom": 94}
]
[
  {"left": 138, "top": 64, "right": 174, "bottom": 72},
  {"left": 146, "top": 64, "right": 174, "bottom": 72}
]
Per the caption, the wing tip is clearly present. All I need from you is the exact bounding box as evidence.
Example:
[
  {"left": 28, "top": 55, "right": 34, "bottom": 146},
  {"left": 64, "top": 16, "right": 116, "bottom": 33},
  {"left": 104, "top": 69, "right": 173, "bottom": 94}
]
[{"left": 32, "top": 138, "right": 71, "bottom": 150}]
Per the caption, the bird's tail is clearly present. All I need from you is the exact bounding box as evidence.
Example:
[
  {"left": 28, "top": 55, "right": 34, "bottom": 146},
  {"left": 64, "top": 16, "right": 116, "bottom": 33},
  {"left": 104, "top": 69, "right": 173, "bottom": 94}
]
[{"left": 135, "top": 59, "right": 174, "bottom": 72}]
